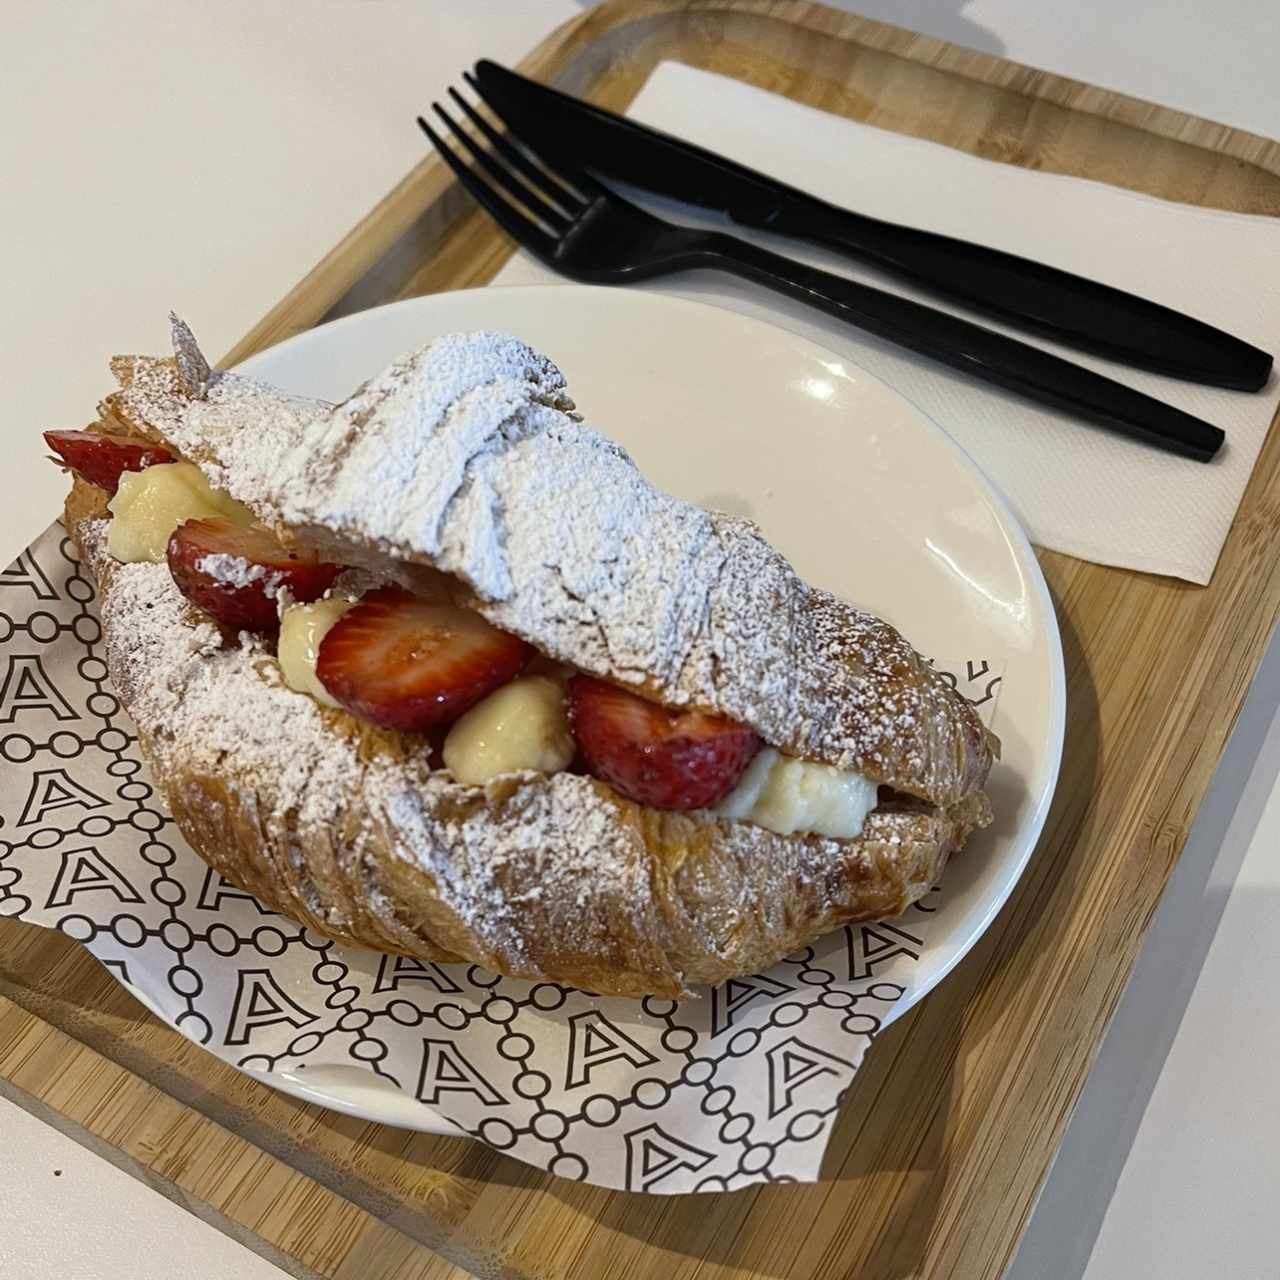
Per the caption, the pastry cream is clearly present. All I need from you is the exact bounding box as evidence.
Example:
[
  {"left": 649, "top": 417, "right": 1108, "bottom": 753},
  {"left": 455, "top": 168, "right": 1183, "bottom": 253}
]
[
  {"left": 717, "top": 747, "right": 879, "bottom": 839},
  {"left": 277, "top": 597, "right": 357, "bottom": 707},
  {"left": 443, "top": 675, "right": 575, "bottom": 785},
  {"left": 107, "top": 462, "right": 252, "bottom": 563}
]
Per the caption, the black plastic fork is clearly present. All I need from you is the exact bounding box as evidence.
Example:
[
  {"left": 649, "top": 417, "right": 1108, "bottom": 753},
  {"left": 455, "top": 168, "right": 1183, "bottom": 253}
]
[{"left": 419, "top": 85, "right": 1225, "bottom": 462}]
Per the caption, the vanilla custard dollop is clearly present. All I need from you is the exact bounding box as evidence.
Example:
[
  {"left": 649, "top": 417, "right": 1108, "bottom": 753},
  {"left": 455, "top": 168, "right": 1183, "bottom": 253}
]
[
  {"left": 716, "top": 747, "right": 879, "bottom": 839},
  {"left": 277, "top": 597, "right": 358, "bottom": 707},
  {"left": 107, "top": 462, "right": 253, "bottom": 563},
  {"left": 443, "top": 675, "right": 575, "bottom": 785}
]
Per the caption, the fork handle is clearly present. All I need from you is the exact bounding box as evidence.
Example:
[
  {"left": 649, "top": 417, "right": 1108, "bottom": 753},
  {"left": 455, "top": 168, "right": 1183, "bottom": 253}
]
[
  {"left": 782, "top": 201, "right": 1272, "bottom": 392},
  {"left": 705, "top": 234, "right": 1224, "bottom": 461}
]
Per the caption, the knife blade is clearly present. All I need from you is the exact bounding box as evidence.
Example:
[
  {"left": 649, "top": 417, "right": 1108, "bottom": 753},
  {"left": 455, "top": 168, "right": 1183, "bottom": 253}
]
[{"left": 472, "top": 60, "right": 1272, "bottom": 392}]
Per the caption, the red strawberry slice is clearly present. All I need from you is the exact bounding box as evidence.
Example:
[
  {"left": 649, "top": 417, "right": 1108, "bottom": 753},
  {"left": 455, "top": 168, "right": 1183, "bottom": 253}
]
[
  {"left": 167, "top": 517, "right": 342, "bottom": 633},
  {"left": 316, "top": 587, "right": 532, "bottom": 730},
  {"left": 567, "top": 675, "right": 760, "bottom": 810},
  {"left": 44, "top": 429, "right": 175, "bottom": 495}
]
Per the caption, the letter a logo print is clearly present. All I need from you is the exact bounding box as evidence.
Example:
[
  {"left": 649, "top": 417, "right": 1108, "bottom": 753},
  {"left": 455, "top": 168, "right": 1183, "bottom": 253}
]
[
  {"left": 710, "top": 972, "right": 793, "bottom": 1037},
  {"left": 225, "top": 969, "right": 318, "bottom": 1045},
  {"left": 766, "top": 1036, "right": 856, "bottom": 1118},
  {"left": 46, "top": 846, "right": 143, "bottom": 909},
  {"left": 373, "top": 953, "right": 463, "bottom": 994},
  {"left": 0, "top": 550, "right": 57, "bottom": 600},
  {"left": 624, "top": 1124, "right": 715, "bottom": 1191},
  {"left": 197, "top": 866, "right": 275, "bottom": 915},
  {"left": 0, "top": 655, "right": 77, "bottom": 723},
  {"left": 417, "top": 1039, "right": 506, "bottom": 1106},
  {"left": 846, "top": 922, "right": 922, "bottom": 981},
  {"left": 18, "top": 768, "right": 109, "bottom": 826},
  {"left": 565, "top": 1010, "right": 658, "bottom": 1089}
]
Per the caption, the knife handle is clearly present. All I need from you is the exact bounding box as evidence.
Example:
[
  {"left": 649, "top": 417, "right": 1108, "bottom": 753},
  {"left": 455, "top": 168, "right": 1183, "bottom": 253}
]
[
  {"left": 780, "top": 202, "right": 1271, "bottom": 392},
  {"left": 802, "top": 204, "right": 1272, "bottom": 390},
  {"left": 706, "top": 234, "right": 1224, "bottom": 461}
]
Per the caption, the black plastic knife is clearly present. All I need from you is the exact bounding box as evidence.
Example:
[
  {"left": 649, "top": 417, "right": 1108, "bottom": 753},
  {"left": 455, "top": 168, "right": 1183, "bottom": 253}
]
[{"left": 473, "top": 60, "right": 1272, "bottom": 392}]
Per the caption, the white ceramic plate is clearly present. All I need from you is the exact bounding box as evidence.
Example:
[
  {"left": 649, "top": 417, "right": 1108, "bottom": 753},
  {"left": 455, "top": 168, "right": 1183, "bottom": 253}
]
[{"left": 129, "top": 285, "right": 1063, "bottom": 1136}]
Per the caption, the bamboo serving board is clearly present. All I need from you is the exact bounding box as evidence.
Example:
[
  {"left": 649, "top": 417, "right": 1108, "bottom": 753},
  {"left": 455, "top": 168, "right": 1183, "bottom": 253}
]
[{"left": 5, "top": 2, "right": 1280, "bottom": 1277}]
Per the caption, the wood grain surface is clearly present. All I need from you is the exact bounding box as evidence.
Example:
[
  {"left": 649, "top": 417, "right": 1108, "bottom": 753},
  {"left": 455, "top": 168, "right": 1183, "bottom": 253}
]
[{"left": 4, "top": 2, "right": 1280, "bottom": 1277}]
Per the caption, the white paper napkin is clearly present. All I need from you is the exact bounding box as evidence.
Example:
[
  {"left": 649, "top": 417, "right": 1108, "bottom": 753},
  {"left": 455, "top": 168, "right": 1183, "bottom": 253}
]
[{"left": 491, "top": 62, "right": 1280, "bottom": 584}]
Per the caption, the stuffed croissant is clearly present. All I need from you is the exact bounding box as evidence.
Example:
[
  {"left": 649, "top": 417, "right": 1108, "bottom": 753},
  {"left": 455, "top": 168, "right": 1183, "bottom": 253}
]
[{"left": 45, "top": 317, "right": 996, "bottom": 997}]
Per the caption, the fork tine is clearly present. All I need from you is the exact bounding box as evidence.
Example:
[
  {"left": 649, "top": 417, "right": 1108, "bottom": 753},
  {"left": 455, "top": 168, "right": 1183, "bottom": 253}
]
[
  {"left": 464, "top": 70, "right": 606, "bottom": 201},
  {"left": 416, "top": 116, "right": 558, "bottom": 260},
  {"left": 448, "top": 84, "right": 585, "bottom": 215},
  {"left": 431, "top": 101, "right": 570, "bottom": 233}
]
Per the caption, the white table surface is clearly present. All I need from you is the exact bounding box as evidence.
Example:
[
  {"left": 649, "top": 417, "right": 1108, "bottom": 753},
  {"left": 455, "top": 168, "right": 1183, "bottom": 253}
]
[
  {"left": 0, "top": 1096, "right": 287, "bottom": 1280},
  {"left": 4, "top": 3, "right": 1278, "bottom": 1276}
]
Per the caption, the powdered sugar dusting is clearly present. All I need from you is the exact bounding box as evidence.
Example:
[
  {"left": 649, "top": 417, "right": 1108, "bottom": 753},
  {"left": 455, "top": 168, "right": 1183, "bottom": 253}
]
[
  {"left": 110, "top": 348, "right": 330, "bottom": 509},
  {"left": 109, "top": 319, "right": 990, "bottom": 806},
  {"left": 277, "top": 333, "right": 574, "bottom": 560},
  {"left": 195, "top": 552, "right": 287, "bottom": 597}
]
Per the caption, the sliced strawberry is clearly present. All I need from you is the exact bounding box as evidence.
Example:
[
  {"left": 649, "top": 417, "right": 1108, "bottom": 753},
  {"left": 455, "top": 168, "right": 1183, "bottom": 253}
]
[
  {"left": 567, "top": 675, "right": 760, "bottom": 810},
  {"left": 316, "top": 587, "right": 532, "bottom": 730},
  {"left": 167, "top": 517, "right": 341, "bottom": 633},
  {"left": 44, "top": 429, "right": 175, "bottom": 494}
]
